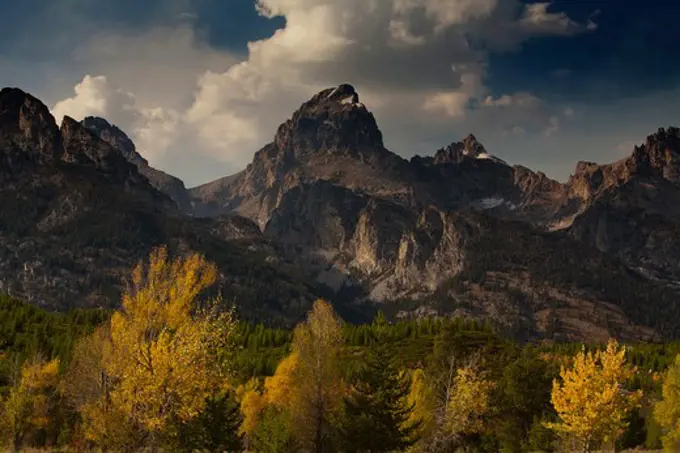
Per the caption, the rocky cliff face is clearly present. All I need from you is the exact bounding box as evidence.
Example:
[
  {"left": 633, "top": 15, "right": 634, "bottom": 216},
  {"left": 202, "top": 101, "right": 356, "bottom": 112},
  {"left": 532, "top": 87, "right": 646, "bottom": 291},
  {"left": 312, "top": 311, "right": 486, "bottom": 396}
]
[
  {"left": 0, "top": 88, "right": 317, "bottom": 322},
  {"left": 262, "top": 179, "right": 667, "bottom": 340},
  {"left": 564, "top": 127, "right": 680, "bottom": 283},
  {"left": 81, "top": 117, "right": 192, "bottom": 211},
  {"left": 0, "top": 88, "right": 62, "bottom": 174},
  {"left": 190, "top": 84, "right": 418, "bottom": 226}
]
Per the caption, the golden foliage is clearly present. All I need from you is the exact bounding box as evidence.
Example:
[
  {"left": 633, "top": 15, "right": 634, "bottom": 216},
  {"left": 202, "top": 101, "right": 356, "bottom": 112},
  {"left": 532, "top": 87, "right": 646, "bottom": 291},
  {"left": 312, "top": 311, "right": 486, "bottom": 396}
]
[
  {"left": 289, "top": 299, "right": 345, "bottom": 451},
  {"left": 443, "top": 365, "right": 495, "bottom": 438},
  {"left": 0, "top": 357, "right": 60, "bottom": 451},
  {"left": 546, "top": 339, "right": 642, "bottom": 452},
  {"left": 68, "top": 246, "right": 237, "bottom": 448},
  {"left": 238, "top": 300, "right": 344, "bottom": 452},
  {"left": 654, "top": 354, "right": 680, "bottom": 452},
  {"left": 406, "top": 368, "right": 436, "bottom": 440},
  {"left": 238, "top": 353, "right": 300, "bottom": 440}
]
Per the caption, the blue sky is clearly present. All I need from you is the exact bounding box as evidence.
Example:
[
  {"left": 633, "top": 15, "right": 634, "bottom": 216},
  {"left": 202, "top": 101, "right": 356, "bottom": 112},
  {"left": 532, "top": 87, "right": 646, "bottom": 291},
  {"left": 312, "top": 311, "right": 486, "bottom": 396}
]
[{"left": 0, "top": 0, "right": 677, "bottom": 186}]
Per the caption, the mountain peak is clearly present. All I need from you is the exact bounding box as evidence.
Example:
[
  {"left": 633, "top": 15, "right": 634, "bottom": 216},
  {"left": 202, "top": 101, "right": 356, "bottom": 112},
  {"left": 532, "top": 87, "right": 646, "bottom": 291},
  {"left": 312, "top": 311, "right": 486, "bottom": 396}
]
[
  {"left": 81, "top": 116, "right": 146, "bottom": 166},
  {"left": 315, "top": 83, "right": 360, "bottom": 105},
  {"left": 432, "top": 134, "right": 507, "bottom": 166},
  {"left": 0, "top": 87, "right": 62, "bottom": 170},
  {"left": 273, "top": 84, "right": 384, "bottom": 157},
  {"left": 629, "top": 126, "right": 680, "bottom": 182}
]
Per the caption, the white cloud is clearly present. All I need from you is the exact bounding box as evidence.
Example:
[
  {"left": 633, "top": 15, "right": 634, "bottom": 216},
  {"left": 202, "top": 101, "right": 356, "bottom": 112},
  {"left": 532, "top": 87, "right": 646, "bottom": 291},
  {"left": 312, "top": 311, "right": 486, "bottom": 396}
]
[
  {"left": 518, "top": 2, "right": 594, "bottom": 36},
  {"left": 52, "top": 75, "right": 182, "bottom": 162},
  {"left": 48, "top": 0, "right": 594, "bottom": 185},
  {"left": 482, "top": 92, "right": 541, "bottom": 108},
  {"left": 52, "top": 75, "right": 136, "bottom": 127}
]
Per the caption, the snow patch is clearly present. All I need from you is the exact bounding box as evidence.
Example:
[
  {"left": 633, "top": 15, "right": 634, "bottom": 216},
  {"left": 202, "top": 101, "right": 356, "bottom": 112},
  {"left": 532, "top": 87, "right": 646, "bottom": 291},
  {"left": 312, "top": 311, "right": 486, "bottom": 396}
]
[
  {"left": 340, "top": 96, "right": 356, "bottom": 105},
  {"left": 476, "top": 153, "right": 509, "bottom": 166},
  {"left": 326, "top": 87, "right": 340, "bottom": 99},
  {"left": 476, "top": 197, "right": 505, "bottom": 209}
]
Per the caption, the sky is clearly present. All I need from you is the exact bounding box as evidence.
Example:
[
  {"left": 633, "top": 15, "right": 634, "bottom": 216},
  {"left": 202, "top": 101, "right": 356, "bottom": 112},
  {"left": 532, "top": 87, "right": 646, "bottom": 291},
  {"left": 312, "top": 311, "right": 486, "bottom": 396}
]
[{"left": 1, "top": 0, "right": 678, "bottom": 187}]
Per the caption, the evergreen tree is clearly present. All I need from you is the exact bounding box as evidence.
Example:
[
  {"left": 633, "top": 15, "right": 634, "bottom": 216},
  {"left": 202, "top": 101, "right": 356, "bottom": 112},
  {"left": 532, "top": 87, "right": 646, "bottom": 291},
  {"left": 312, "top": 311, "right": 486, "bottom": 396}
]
[{"left": 340, "top": 344, "right": 419, "bottom": 452}]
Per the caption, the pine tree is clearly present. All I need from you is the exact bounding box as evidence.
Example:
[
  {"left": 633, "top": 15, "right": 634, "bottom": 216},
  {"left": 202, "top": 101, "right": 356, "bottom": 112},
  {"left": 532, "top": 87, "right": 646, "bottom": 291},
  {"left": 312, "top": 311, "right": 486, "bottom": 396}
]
[{"left": 340, "top": 343, "right": 420, "bottom": 452}]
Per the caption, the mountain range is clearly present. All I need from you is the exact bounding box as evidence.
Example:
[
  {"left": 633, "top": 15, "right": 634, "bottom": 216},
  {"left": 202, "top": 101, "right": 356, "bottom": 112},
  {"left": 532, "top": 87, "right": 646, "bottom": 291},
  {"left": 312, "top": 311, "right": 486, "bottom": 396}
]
[{"left": 2, "top": 84, "right": 679, "bottom": 342}]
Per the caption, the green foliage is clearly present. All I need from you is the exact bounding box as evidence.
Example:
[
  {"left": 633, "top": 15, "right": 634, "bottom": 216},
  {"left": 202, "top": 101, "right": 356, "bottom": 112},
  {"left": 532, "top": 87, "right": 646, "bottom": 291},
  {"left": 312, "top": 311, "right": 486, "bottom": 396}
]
[
  {"left": 0, "top": 295, "right": 108, "bottom": 388},
  {"left": 168, "top": 390, "right": 243, "bottom": 453},
  {"left": 250, "top": 406, "right": 295, "bottom": 453},
  {"left": 339, "top": 343, "right": 419, "bottom": 452}
]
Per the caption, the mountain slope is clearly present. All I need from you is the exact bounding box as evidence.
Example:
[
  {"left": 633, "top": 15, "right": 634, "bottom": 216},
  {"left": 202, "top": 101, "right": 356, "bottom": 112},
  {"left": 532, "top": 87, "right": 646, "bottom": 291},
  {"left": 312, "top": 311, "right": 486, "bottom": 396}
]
[
  {"left": 81, "top": 116, "right": 192, "bottom": 211},
  {"left": 563, "top": 127, "right": 680, "bottom": 284},
  {"left": 0, "top": 87, "right": 317, "bottom": 321}
]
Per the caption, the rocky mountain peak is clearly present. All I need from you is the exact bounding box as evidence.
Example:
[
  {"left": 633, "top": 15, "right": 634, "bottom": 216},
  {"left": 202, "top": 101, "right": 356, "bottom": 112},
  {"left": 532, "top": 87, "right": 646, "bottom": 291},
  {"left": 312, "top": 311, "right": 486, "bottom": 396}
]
[
  {"left": 273, "top": 83, "right": 384, "bottom": 158},
  {"left": 432, "top": 134, "right": 506, "bottom": 166},
  {"left": 629, "top": 126, "right": 680, "bottom": 181},
  {"left": 79, "top": 116, "right": 191, "bottom": 210},
  {"left": 0, "top": 87, "right": 61, "bottom": 168},
  {"left": 81, "top": 116, "right": 147, "bottom": 166}
]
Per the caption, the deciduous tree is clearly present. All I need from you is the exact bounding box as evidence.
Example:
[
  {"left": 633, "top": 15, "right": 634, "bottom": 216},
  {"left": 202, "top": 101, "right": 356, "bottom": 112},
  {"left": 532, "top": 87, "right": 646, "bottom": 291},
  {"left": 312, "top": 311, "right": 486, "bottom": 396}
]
[
  {"left": 65, "top": 247, "right": 238, "bottom": 451},
  {"left": 289, "top": 299, "right": 345, "bottom": 453},
  {"left": 546, "top": 339, "right": 642, "bottom": 453},
  {"left": 0, "top": 357, "right": 60, "bottom": 453},
  {"left": 654, "top": 354, "right": 680, "bottom": 452}
]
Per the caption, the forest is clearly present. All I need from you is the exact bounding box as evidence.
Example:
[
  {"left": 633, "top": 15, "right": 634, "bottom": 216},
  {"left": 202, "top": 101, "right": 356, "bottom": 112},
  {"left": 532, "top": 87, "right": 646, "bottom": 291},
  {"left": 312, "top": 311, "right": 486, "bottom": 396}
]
[{"left": 2, "top": 247, "right": 680, "bottom": 453}]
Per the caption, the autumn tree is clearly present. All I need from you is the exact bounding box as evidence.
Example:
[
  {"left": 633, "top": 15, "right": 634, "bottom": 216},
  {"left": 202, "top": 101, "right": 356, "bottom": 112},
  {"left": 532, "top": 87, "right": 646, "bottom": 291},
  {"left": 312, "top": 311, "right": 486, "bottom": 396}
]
[
  {"left": 654, "top": 354, "right": 680, "bottom": 452},
  {"left": 339, "top": 344, "right": 419, "bottom": 452},
  {"left": 406, "top": 368, "right": 437, "bottom": 444},
  {"left": 546, "top": 339, "right": 642, "bottom": 453},
  {"left": 66, "top": 247, "right": 238, "bottom": 451},
  {"left": 238, "top": 300, "right": 345, "bottom": 452},
  {"left": 408, "top": 355, "right": 494, "bottom": 453},
  {"left": 289, "top": 299, "right": 345, "bottom": 452},
  {"left": 239, "top": 353, "right": 300, "bottom": 452},
  {"left": 0, "top": 357, "right": 60, "bottom": 453}
]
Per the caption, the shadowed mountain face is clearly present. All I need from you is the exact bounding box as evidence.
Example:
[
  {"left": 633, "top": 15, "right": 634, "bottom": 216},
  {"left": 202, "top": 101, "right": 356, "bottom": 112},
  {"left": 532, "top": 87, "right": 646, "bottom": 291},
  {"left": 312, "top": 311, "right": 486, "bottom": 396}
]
[
  {"left": 0, "top": 87, "right": 317, "bottom": 323},
  {"left": 81, "top": 116, "right": 192, "bottom": 211},
  {"left": 2, "top": 84, "right": 680, "bottom": 341}
]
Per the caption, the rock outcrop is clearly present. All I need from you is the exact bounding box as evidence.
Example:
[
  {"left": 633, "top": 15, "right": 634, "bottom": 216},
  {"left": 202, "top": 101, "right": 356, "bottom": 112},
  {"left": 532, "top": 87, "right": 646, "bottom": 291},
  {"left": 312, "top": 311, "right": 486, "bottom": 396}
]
[{"left": 81, "top": 116, "right": 192, "bottom": 211}]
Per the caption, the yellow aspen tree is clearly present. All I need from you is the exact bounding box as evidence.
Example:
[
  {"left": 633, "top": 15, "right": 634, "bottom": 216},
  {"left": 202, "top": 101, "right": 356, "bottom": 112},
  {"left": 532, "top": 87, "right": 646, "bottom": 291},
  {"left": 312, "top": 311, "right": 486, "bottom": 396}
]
[
  {"left": 407, "top": 356, "right": 494, "bottom": 453},
  {"left": 442, "top": 365, "right": 495, "bottom": 440},
  {"left": 61, "top": 326, "right": 143, "bottom": 450},
  {"left": 238, "top": 352, "right": 300, "bottom": 451},
  {"left": 72, "top": 247, "right": 237, "bottom": 450},
  {"left": 0, "top": 357, "right": 60, "bottom": 453},
  {"left": 654, "top": 355, "right": 680, "bottom": 452},
  {"left": 289, "top": 299, "right": 344, "bottom": 453},
  {"left": 546, "top": 339, "right": 642, "bottom": 453}
]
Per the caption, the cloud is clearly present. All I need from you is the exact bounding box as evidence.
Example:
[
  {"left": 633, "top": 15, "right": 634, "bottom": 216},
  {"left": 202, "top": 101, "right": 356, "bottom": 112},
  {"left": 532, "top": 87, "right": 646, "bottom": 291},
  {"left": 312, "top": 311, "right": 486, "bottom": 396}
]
[
  {"left": 46, "top": 0, "right": 594, "bottom": 185},
  {"left": 52, "top": 75, "right": 182, "bottom": 161},
  {"left": 182, "top": 0, "right": 593, "bottom": 161},
  {"left": 544, "top": 115, "right": 560, "bottom": 137},
  {"left": 52, "top": 75, "right": 136, "bottom": 128},
  {"left": 518, "top": 2, "right": 595, "bottom": 36}
]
